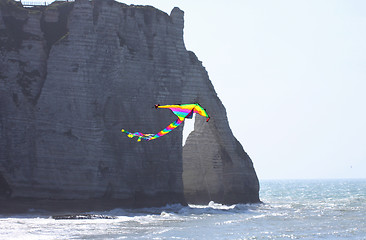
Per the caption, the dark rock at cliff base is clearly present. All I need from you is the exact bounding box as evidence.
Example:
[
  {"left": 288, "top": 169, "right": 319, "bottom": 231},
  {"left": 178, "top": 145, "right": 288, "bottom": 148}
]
[
  {"left": 0, "top": 0, "right": 259, "bottom": 211},
  {"left": 52, "top": 214, "right": 117, "bottom": 220}
]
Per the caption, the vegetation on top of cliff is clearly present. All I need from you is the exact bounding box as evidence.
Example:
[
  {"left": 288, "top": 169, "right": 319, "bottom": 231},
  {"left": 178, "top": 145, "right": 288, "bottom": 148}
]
[
  {"left": 0, "top": 0, "right": 44, "bottom": 51},
  {"left": 40, "top": 1, "right": 74, "bottom": 54},
  {"left": 0, "top": 0, "right": 27, "bottom": 52},
  {"left": 0, "top": 0, "right": 26, "bottom": 14},
  {"left": 123, "top": 4, "right": 168, "bottom": 18},
  {"left": 46, "top": 0, "right": 73, "bottom": 9}
]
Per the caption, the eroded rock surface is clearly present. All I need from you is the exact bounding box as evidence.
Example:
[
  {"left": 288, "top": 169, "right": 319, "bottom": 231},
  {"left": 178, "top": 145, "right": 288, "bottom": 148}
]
[{"left": 0, "top": 0, "right": 259, "bottom": 210}]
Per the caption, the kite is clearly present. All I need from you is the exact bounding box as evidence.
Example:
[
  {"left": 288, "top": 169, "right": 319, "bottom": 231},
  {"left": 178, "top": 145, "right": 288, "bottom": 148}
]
[{"left": 121, "top": 103, "right": 210, "bottom": 142}]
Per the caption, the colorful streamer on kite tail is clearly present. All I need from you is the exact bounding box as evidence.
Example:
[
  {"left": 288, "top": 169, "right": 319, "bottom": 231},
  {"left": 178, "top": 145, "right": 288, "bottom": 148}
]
[
  {"left": 147, "top": 117, "right": 184, "bottom": 141},
  {"left": 121, "top": 129, "right": 153, "bottom": 142}
]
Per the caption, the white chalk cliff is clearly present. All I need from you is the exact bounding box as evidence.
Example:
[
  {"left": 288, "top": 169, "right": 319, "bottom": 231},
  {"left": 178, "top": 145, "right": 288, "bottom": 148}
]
[{"left": 0, "top": 0, "right": 259, "bottom": 209}]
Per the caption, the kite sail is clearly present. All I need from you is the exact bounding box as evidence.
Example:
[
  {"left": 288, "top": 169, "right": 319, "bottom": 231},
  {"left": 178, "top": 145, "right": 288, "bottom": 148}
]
[{"left": 121, "top": 103, "right": 210, "bottom": 142}]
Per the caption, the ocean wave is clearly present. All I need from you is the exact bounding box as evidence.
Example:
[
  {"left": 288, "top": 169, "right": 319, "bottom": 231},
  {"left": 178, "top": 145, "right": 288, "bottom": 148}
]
[
  {"left": 77, "top": 201, "right": 263, "bottom": 222},
  {"left": 1, "top": 180, "right": 365, "bottom": 239}
]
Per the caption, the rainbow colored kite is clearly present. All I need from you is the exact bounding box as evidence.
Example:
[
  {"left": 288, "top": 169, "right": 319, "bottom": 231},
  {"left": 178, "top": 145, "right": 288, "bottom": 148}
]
[{"left": 121, "top": 103, "right": 210, "bottom": 142}]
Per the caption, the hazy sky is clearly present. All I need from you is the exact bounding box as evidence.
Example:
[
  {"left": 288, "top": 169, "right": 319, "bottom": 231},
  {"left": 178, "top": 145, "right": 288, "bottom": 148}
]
[{"left": 33, "top": 0, "right": 366, "bottom": 180}]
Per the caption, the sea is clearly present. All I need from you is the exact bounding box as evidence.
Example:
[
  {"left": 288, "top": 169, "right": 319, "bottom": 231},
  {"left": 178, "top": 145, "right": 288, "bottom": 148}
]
[{"left": 0, "top": 179, "right": 365, "bottom": 240}]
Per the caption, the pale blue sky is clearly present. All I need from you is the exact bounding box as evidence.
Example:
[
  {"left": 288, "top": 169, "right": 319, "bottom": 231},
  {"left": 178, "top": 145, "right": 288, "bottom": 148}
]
[{"left": 32, "top": 0, "right": 366, "bottom": 180}]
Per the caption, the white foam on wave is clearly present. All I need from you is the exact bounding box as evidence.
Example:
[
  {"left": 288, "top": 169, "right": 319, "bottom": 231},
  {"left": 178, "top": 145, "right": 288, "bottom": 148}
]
[
  {"left": 79, "top": 201, "right": 257, "bottom": 225},
  {"left": 187, "top": 201, "right": 231, "bottom": 209}
]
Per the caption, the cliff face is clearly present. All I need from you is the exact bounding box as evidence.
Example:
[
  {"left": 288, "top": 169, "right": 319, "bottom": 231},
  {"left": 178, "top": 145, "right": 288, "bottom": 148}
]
[{"left": 0, "top": 0, "right": 259, "bottom": 208}]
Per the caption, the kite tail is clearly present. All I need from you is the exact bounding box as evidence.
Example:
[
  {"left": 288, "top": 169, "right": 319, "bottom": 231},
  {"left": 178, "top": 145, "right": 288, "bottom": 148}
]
[
  {"left": 121, "top": 129, "right": 134, "bottom": 139},
  {"left": 147, "top": 117, "right": 184, "bottom": 141},
  {"left": 121, "top": 129, "right": 152, "bottom": 141}
]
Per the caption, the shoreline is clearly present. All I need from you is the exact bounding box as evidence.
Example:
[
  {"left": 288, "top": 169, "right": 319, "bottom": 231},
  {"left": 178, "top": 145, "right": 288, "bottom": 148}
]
[{"left": 0, "top": 197, "right": 187, "bottom": 215}]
